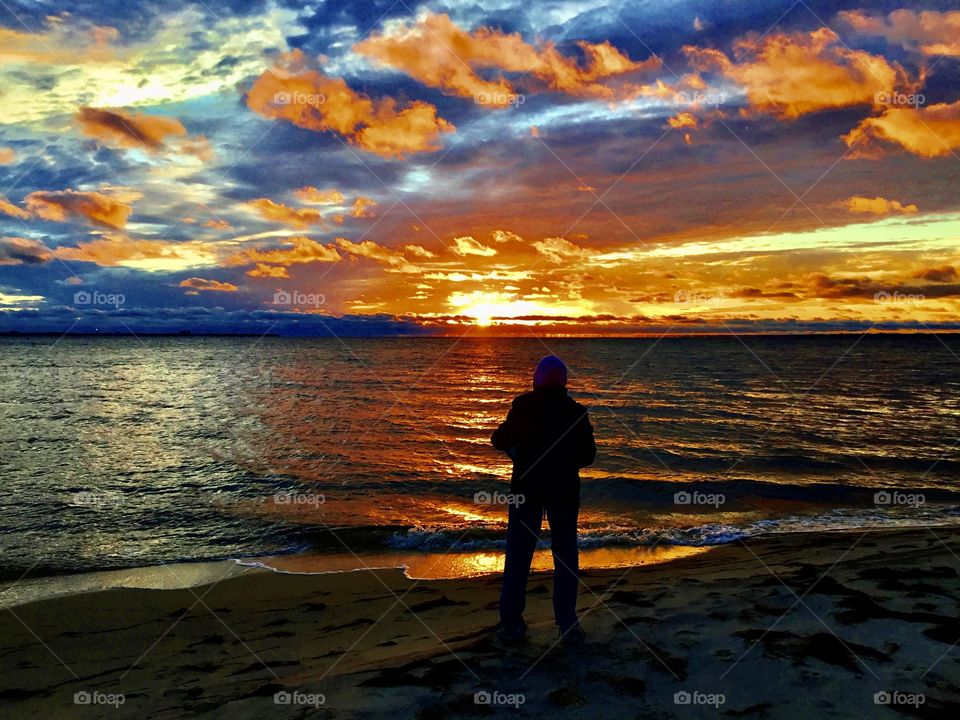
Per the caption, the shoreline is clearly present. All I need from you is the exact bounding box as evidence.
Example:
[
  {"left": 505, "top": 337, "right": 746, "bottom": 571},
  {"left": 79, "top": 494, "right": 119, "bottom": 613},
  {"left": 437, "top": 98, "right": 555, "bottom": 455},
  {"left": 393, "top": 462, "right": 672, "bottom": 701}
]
[
  {"left": 0, "top": 544, "right": 713, "bottom": 610},
  {"left": 5, "top": 519, "right": 960, "bottom": 609},
  {"left": 3, "top": 526, "right": 960, "bottom": 717}
]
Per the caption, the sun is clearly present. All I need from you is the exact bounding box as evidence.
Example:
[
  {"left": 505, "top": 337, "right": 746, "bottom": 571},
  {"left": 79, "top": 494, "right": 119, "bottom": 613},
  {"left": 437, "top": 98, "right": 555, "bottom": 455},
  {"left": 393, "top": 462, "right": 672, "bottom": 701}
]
[{"left": 473, "top": 311, "right": 493, "bottom": 327}]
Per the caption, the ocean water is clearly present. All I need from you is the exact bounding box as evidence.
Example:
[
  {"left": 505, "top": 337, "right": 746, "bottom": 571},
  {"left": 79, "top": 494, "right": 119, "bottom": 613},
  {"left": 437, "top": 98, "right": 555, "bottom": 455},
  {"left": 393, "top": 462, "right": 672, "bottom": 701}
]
[{"left": 1, "top": 334, "right": 959, "bottom": 583}]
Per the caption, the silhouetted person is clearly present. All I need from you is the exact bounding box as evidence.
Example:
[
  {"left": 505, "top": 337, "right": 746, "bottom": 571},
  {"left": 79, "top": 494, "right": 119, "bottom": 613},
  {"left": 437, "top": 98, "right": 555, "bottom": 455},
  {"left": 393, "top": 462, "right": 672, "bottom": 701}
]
[{"left": 491, "top": 355, "right": 596, "bottom": 643}]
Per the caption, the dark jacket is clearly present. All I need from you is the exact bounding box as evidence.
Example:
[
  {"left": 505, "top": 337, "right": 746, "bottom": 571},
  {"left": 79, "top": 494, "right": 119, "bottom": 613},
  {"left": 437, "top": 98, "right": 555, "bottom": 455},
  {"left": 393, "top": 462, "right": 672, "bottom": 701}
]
[{"left": 491, "top": 387, "right": 596, "bottom": 505}]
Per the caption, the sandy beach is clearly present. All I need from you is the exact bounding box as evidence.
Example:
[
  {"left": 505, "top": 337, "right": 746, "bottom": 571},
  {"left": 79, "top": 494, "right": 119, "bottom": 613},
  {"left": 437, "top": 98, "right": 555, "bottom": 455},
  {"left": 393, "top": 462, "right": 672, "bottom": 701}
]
[{"left": 3, "top": 527, "right": 959, "bottom": 718}]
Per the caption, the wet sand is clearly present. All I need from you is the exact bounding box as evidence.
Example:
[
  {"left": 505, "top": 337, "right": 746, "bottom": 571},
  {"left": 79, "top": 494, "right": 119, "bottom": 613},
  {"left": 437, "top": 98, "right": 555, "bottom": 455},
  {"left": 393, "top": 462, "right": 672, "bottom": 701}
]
[{"left": 2, "top": 528, "right": 960, "bottom": 718}]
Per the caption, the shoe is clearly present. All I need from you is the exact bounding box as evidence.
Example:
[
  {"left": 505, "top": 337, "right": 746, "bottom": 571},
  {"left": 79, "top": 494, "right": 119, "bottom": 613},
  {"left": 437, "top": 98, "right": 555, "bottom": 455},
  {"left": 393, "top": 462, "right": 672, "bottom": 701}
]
[
  {"left": 559, "top": 622, "right": 585, "bottom": 645},
  {"left": 497, "top": 619, "right": 528, "bottom": 644}
]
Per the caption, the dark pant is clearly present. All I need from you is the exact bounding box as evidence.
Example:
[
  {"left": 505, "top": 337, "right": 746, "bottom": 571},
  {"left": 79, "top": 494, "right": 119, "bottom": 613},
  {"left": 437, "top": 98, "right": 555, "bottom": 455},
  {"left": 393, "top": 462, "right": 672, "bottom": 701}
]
[{"left": 499, "top": 499, "right": 579, "bottom": 629}]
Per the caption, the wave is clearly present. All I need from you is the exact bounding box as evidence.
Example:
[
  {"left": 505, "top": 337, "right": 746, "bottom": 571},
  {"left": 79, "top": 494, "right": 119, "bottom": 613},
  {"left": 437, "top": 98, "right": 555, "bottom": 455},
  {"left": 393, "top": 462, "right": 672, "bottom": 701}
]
[
  {"left": 579, "top": 476, "right": 960, "bottom": 506},
  {"left": 386, "top": 505, "right": 960, "bottom": 551}
]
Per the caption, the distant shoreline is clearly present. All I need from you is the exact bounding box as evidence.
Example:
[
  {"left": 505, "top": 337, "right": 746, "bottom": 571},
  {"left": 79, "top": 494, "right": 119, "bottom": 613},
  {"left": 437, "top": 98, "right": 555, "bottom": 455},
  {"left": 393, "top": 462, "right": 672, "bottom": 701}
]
[{"left": 1, "top": 329, "right": 959, "bottom": 338}]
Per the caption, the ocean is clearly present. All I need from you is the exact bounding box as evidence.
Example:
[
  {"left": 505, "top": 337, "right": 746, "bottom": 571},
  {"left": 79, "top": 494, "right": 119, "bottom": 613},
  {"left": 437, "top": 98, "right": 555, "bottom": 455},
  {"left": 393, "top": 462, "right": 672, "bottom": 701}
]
[{"left": 1, "top": 333, "right": 958, "bottom": 591}]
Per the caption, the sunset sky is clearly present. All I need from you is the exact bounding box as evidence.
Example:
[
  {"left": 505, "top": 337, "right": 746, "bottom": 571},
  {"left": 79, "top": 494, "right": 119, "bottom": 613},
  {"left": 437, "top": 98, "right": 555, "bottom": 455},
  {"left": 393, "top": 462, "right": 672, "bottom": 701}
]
[{"left": 0, "top": 0, "right": 958, "bottom": 335}]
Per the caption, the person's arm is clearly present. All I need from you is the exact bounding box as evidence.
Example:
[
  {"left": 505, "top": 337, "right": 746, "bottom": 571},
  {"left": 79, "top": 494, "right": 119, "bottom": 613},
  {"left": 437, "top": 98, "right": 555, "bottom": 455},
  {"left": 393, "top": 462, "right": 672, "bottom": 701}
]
[
  {"left": 576, "top": 409, "right": 597, "bottom": 468},
  {"left": 491, "top": 401, "right": 524, "bottom": 454}
]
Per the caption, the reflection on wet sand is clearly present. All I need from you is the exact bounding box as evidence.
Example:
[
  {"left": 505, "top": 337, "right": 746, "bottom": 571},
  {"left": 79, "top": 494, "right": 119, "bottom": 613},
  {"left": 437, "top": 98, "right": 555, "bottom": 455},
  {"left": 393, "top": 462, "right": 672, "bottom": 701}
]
[{"left": 243, "top": 544, "right": 712, "bottom": 580}]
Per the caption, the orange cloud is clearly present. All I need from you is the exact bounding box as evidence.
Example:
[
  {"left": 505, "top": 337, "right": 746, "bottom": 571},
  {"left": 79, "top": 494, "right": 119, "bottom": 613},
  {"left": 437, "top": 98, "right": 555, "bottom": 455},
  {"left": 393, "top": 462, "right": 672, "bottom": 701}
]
[
  {"left": 532, "top": 236, "right": 591, "bottom": 263},
  {"left": 25, "top": 190, "right": 132, "bottom": 229},
  {"left": 76, "top": 107, "right": 212, "bottom": 160},
  {"left": 840, "top": 9, "right": 960, "bottom": 56},
  {"left": 667, "top": 112, "right": 698, "bottom": 129},
  {"left": 452, "top": 236, "right": 497, "bottom": 256},
  {"left": 246, "top": 198, "right": 323, "bottom": 228},
  {"left": 843, "top": 102, "right": 960, "bottom": 158},
  {"left": 177, "top": 135, "right": 214, "bottom": 162},
  {"left": 246, "top": 50, "right": 454, "bottom": 158},
  {"left": 228, "top": 235, "right": 341, "bottom": 267},
  {"left": 351, "top": 197, "right": 377, "bottom": 218},
  {"left": 354, "top": 12, "right": 657, "bottom": 104},
  {"left": 335, "top": 237, "right": 411, "bottom": 268},
  {"left": 55, "top": 235, "right": 211, "bottom": 266},
  {"left": 404, "top": 244, "right": 435, "bottom": 258},
  {"left": 247, "top": 263, "right": 290, "bottom": 279},
  {"left": 0, "top": 236, "right": 52, "bottom": 265},
  {"left": 179, "top": 277, "right": 238, "bottom": 293},
  {"left": 0, "top": 21, "right": 117, "bottom": 65},
  {"left": 295, "top": 187, "right": 345, "bottom": 205},
  {"left": 203, "top": 219, "right": 232, "bottom": 230},
  {"left": 686, "top": 28, "right": 911, "bottom": 118},
  {"left": 914, "top": 266, "right": 957, "bottom": 283},
  {"left": 0, "top": 196, "right": 31, "bottom": 221},
  {"left": 77, "top": 107, "right": 185, "bottom": 151},
  {"left": 0, "top": 147, "right": 15, "bottom": 164},
  {"left": 844, "top": 196, "right": 918, "bottom": 215}
]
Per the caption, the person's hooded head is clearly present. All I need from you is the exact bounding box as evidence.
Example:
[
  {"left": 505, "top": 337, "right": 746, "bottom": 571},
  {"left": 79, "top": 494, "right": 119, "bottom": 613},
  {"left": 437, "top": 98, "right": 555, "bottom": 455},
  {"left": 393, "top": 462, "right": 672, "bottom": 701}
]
[{"left": 533, "top": 355, "right": 568, "bottom": 390}]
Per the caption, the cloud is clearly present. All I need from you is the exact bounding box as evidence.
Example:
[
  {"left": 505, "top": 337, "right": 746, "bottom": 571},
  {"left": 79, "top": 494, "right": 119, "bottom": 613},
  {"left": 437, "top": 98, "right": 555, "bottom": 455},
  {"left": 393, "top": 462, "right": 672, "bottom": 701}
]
[
  {"left": 179, "top": 277, "right": 238, "bottom": 293},
  {"left": 1, "top": 6, "right": 303, "bottom": 124},
  {"left": 203, "top": 219, "right": 232, "bottom": 230},
  {"left": 840, "top": 9, "right": 960, "bottom": 56},
  {"left": 0, "top": 147, "right": 15, "bottom": 164},
  {"left": 844, "top": 196, "right": 918, "bottom": 215},
  {"left": 247, "top": 263, "right": 290, "bottom": 279},
  {"left": 55, "top": 235, "right": 215, "bottom": 270},
  {"left": 336, "top": 237, "right": 411, "bottom": 268},
  {"left": 727, "top": 287, "right": 798, "bottom": 300},
  {"left": 667, "top": 112, "right": 697, "bottom": 129},
  {"left": 351, "top": 197, "right": 377, "bottom": 218},
  {"left": 246, "top": 50, "right": 454, "bottom": 158},
  {"left": 24, "top": 190, "right": 133, "bottom": 229},
  {"left": 0, "top": 237, "right": 52, "bottom": 265},
  {"left": 76, "top": 107, "right": 211, "bottom": 160},
  {"left": 0, "top": 19, "right": 117, "bottom": 65},
  {"left": 685, "top": 28, "right": 911, "bottom": 118},
  {"left": 228, "top": 235, "right": 342, "bottom": 268},
  {"left": 404, "top": 244, "right": 435, "bottom": 258},
  {"left": 0, "top": 290, "right": 45, "bottom": 307},
  {"left": 843, "top": 102, "right": 960, "bottom": 158},
  {"left": 452, "top": 236, "right": 497, "bottom": 256},
  {"left": 354, "top": 12, "right": 658, "bottom": 104},
  {"left": 914, "top": 266, "right": 957, "bottom": 283},
  {"left": 295, "top": 187, "right": 345, "bottom": 204},
  {"left": 0, "top": 196, "right": 31, "bottom": 221},
  {"left": 800, "top": 272, "right": 960, "bottom": 300},
  {"left": 532, "top": 236, "right": 591, "bottom": 263},
  {"left": 246, "top": 198, "right": 323, "bottom": 228}
]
